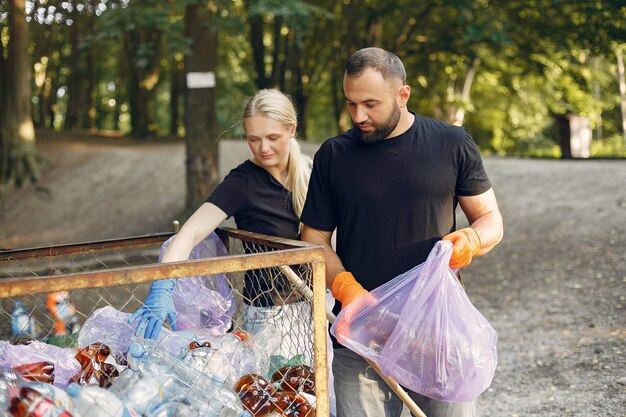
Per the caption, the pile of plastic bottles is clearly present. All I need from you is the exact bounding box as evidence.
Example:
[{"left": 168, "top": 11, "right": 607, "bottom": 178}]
[{"left": 0, "top": 307, "right": 316, "bottom": 417}]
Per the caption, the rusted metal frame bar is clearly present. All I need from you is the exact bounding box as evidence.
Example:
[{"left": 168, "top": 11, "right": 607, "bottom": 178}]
[
  {"left": 0, "top": 228, "right": 312, "bottom": 262},
  {"left": 219, "top": 227, "right": 315, "bottom": 249},
  {"left": 311, "top": 259, "right": 329, "bottom": 417},
  {"left": 0, "top": 233, "right": 175, "bottom": 261},
  {"left": 0, "top": 246, "right": 326, "bottom": 298}
]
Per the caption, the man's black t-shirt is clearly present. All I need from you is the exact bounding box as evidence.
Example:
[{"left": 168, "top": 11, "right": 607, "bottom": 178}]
[
  {"left": 207, "top": 159, "right": 300, "bottom": 306},
  {"left": 300, "top": 114, "right": 492, "bottom": 320}
]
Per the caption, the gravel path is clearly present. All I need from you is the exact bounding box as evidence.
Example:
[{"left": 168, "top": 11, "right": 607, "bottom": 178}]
[{"left": 1, "top": 135, "right": 624, "bottom": 416}]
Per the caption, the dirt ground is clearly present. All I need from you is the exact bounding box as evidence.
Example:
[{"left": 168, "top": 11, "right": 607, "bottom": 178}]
[{"left": 0, "top": 131, "right": 625, "bottom": 417}]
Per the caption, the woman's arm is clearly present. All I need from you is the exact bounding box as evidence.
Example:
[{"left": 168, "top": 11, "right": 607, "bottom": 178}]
[{"left": 161, "top": 202, "right": 229, "bottom": 263}]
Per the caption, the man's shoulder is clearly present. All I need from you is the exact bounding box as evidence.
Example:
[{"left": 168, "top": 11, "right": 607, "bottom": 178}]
[
  {"left": 318, "top": 129, "right": 358, "bottom": 152},
  {"left": 414, "top": 113, "right": 466, "bottom": 137}
]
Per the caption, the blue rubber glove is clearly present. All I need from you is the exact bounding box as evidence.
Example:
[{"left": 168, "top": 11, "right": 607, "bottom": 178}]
[{"left": 129, "top": 278, "right": 177, "bottom": 339}]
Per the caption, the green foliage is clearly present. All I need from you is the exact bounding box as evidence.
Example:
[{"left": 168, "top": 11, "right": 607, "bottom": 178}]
[
  {"left": 590, "top": 135, "right": 626, "bottom": 158},
  {"left": 5, "top": 0, "right": 626, "bottom": 157}
]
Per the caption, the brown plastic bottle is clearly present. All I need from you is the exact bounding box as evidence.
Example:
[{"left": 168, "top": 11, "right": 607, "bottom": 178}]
[
  {"left": 13, "top": 361, "right": 55, "bottom": 384},
  {"left": 271, "top": 391, "right": 313, "bottom": 417},
  {"left": 8, "top": 387, "right": 73, "bottom": 417},
  {"left": 71, "top": 342, "right": 111, "bottom": 384},
  {"left": 271, "top": 365, "right": 315, "bottom": 395},
  {"left": 234, "top": 374, "right": 275, "bottom": 417}
]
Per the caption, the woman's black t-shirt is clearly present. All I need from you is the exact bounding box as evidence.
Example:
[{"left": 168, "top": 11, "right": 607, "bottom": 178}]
[{"left": 207, "top": 159, "right": 300, "bottom": 306}]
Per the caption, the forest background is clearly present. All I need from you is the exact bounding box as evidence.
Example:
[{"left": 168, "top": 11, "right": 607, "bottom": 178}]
[{"left": 1, "top": 0, "right": 626, "bottom": 213}]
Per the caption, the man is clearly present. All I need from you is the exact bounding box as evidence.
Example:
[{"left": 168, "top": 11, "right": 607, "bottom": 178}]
[{"left": 300, "top": 47, "right": 503, "bottom": 417}]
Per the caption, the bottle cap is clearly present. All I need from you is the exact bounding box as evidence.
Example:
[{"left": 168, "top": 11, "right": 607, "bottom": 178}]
[
  {"left": 65, "top": 383, "right": 81, "bottom": 397},
  {"left": 128, "top": 342, "right": 146, "bottom": 359}
]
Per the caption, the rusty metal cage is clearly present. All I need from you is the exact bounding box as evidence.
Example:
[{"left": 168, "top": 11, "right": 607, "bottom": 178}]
[{"left": 0, "top": 228, "right": 328, "bottom": 417}]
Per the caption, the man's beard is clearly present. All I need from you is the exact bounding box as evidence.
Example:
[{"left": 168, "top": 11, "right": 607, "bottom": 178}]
[{"left": 354, "top": 103, "right": 401, "bottom": 144}]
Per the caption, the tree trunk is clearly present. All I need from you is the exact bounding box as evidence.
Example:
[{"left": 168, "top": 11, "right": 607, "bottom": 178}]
[
  {"left": 555, "top": 114, "right": 572, "bottom": 159},
  {"left": 83, "top": 0, "right": 97, "bottom": 130},
  {"left": 1, "top": 0, "right": 40, "bottom": 186},
  {"left": 591, "top": 56, "right": 603, "bottom": 141},
  {"left": 64, "top": 3, "right": 81, "bottom": 130},
  {"left": 125, "top": 29, "right": 162, "bottom": 138},
  {"left": 447, "top": 57, "right": 480, "bottom": 126},
  {"left": 82, "top": 42, "right": 96, "bottom": 129},
  {"left": 184, "top": 3, "right": 219, "bottom": 212},
  {"left": 0, "top": 26, "right": 7, "bottom": 179},
  {"left": 170, "top": 57, "right": 183, "bottom": 136},
  {"left": 616, "top": 46, "right": 626, "bottom": 141},
  {"left": 245, "top": 0, "right": 270, "bottom": 89},
  {"left": 270, "top": 17, "right": 285, "bottom": 88}
]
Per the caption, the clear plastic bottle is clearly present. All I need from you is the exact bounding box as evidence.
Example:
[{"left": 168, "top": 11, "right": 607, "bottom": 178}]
[
  {"left": 126, "top": 340, "right": 251, "bottom": 417},
  {"left": 126, "top": 339, "right": 218, "bottom": 410},
  {"left": 108, "top": 370, "right": 170, "bottom": 415},
  {"left": 192, "top": 373, "right": 252, "bottom": 417},
  {"left": 27, "top": 382, "right": 73, "bottom": 411},
  {"left": 0, "top": 367, "right": 26, "bottom": 411},
  {"left": 65, "top": 383, "right": 135, "bottom": 417},
  {"left": 10, "top": 302, "right": 32, "bottom": 338},
  {"left": 182, "top": 344, "right": 237, "bottom": 387},
  {"left": 145, "top": 399, "right": 195, "bottom": 417}
]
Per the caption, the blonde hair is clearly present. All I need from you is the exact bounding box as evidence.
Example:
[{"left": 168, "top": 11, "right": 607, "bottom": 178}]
[{"left": 243, "top": 89, "right": 312, "bottom": 221}]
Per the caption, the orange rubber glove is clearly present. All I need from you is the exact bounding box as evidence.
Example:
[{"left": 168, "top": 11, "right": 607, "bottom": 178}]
[
  {"left": 331, "top": 272, "right": 374, "bottom": 344},
  {"left": 443, "top": 227, "right": 481, "bottom": 268},
  {"left": 331, "top": 271, "right": 368, "bottom": 309}
]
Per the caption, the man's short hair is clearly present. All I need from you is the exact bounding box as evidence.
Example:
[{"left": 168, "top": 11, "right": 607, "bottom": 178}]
[{"left": 345, "top": 47, "right": 406, "bottom": 84}]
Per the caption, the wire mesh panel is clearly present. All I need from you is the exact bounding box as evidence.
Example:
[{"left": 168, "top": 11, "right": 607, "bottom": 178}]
[{"left": 0, "top": 229, "right": 328, "bottom": 417}]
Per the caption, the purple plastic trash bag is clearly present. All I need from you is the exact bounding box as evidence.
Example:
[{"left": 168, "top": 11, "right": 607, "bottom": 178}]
[
  {"left": 79, "top": 306, "right": 217, "bottom": 356},
  {"left": 160, "top": 232, "right": 236, "bottom": 335},
  {"left": 0, "top": 340, "right": 81, "bottom": 387},
  {"left": 331, "top": 240, "right": 497, "bottom": 403}
]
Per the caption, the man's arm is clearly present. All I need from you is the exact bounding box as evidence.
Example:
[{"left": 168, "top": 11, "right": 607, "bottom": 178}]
[
  {"left": 301, "top": 224, "right": 369, "bottom": 309},
  {"left": 457, "top": 187, "right": 504, "bottom": 256},
  {"left": 301, "top": 225, "right": 345, "bottom": 289}
]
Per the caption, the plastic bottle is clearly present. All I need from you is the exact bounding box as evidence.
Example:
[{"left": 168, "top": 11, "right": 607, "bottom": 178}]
[
  {"left": 28, "top": 382, "right": 73, "bottom": 412},
  {"left": 145, "top": 400, "right": 195, "bottom": 417},
  {"left": 71, "top": 342, "right": 111, "bottom": 385},
  {"left": 8, "top": 386, "right": 73, "bottom": 417},
  {"left": 126, "top": 339, "right": 216, "bottom": 409},
  {"left": 126, "top": 340, "right": 251, "bottom": 417},
  {"left": 210, "top": 333, "right": 259, "bottom": 378},
  {"left": 46, "top": 292, "right": 80, "bottom": 336},
  {"left": 108, "top": 370, "right": 169, "bottom": 415},
  {"left": 191, "top": 373, "right": 252, "bottom": 417},
  {"left": 233, "top": 374, "right": 275, "bottom": 417},
  {"left": 0, "top": 367, "right": 27, "bottom": 411},
  {"left": 270, "top": 391, "right": 313, "bottom": 417},
  {"left": 270, "top": 365, "right": 315, "bottom": 395},
  {"left": 11, "top": 302, "right": 32, "bottom": 338},
  {"left": 13, "top": 362, "right": 55, "bottom": 384},
  {"left": 181, "top": 344, "right": 237, "bottom": 387},
  {"left": 65, "top": 383, "right": 135, "bottom": 417}
]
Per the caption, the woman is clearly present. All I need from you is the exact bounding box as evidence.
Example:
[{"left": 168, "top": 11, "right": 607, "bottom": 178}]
[{"left": 130, "top": 89, "right": 313, "bottom": 362}]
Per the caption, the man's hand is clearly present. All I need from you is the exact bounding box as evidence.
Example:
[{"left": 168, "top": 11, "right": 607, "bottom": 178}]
[
  {"left": 129, "top": 278, "right": 177, "bottom": 339},
  {"left": 331, "top": 271, "right": 373, "bottom": 343},
  {"left": 442, "top": 227, "right": 481, "bottom": 268},
  {"left": 331, "top": 271, "right": 368, "bottom": 309}
]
